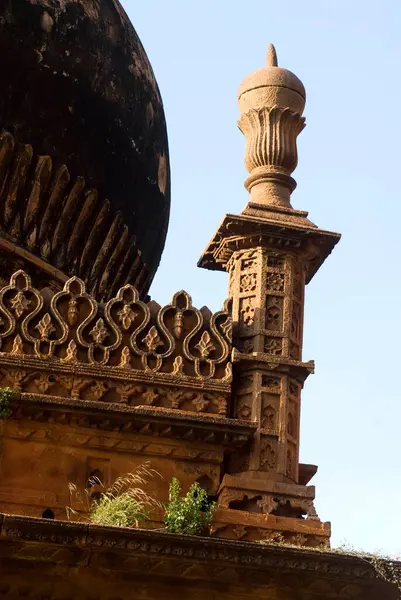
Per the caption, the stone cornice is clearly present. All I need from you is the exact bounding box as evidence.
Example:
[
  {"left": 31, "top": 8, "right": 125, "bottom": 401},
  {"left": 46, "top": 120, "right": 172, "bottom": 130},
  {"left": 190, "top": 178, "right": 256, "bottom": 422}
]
[
  {"left": 7, "top": 392, "right": 256, "bottom": 447},
  {"left": 198, "top": 212, "right": 340, "bottom": 283},
  {"left": 232, "top": 348, "right": 315, "bottom": 382},
  {"left": 0, "top": 514, "right": 396, "bottom": 591}
]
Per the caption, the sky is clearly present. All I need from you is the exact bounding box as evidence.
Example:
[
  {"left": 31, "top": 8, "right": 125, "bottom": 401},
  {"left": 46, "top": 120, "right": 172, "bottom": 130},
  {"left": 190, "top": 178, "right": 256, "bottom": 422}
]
[{"left": 124, "top": 0, "right": 401, "bottom": 555}]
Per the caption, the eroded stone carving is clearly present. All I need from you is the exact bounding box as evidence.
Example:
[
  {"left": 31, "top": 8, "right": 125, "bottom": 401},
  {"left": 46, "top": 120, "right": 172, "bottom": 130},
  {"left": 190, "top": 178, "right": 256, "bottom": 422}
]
[{"left": 0, "top": 132, "right": 156, "bottom": 301}]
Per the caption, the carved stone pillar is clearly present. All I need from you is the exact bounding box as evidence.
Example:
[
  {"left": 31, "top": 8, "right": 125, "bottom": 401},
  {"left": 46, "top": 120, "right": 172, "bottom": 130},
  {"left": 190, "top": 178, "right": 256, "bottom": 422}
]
[
  {"left": 228, "top": 246, "right": 306, "bottom": 482},
  {"left": 199, "top": 45, "right": 340, "bottom": 540}
]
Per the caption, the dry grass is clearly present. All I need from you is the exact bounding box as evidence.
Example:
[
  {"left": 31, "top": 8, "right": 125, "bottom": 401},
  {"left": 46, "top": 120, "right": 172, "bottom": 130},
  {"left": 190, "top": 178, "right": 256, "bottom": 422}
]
[
  {"left": 260, "top": 539, "right": 401, "bottom": 597},
  {"left": 67, "top": 463, "right": 162, "bottom": 528}
]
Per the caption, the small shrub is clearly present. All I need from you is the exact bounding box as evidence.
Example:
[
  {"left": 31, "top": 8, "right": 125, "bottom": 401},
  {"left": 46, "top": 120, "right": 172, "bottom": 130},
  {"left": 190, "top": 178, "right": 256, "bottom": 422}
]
[
  {"left": 164, "top": 477, "right": 216, "bottom": 536},
  {"left": 67, "top": 463, "right": 162, "bottom": 528},
  {"left": 0, "top": 387, "right": 14, "bottom": 419},
  {"left": 91, "top": 491, "right": 150, "bottom": 528}
]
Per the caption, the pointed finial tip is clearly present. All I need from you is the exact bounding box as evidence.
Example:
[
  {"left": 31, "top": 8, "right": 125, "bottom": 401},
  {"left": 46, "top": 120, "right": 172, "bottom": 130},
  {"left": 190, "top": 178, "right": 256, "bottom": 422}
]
[{"left": 266, "top": 43, "right": 278, "bottom": 67}]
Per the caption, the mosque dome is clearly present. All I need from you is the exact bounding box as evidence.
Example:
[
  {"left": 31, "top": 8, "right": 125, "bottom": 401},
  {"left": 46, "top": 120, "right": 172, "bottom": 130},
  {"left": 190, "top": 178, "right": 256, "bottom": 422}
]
[
  {"left": 0, "top": 0, "right": 170, "bottom": 300},
  {"left": 238, "top": 44, "right": 306, "bottom": 116}
]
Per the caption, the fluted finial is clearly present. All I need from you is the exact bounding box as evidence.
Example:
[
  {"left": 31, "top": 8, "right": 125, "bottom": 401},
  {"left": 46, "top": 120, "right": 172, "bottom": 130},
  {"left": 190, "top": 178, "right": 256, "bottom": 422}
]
[
  {"left": 266, "top": 43, "right": 278, "bottom": 67},
  {"left": 237, "top": 47, "right": 306, "bottom": 209}
]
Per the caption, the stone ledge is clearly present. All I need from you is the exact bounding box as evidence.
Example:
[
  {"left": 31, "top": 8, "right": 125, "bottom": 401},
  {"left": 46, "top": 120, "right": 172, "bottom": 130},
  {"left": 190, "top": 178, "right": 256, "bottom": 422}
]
[
  {"left": 9, "top": 393, "right": 256, "bottom": 447},
  {"left": 0, "top": 513, "right": 394, "bottom": 582},
  {"left": 198, "top": 212, "right": 341, "bottom": 283}
]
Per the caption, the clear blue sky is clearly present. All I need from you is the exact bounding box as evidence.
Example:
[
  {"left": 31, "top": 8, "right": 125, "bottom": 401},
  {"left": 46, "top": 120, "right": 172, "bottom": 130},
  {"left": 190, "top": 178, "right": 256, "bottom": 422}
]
[{"left": 124, "top": 0, "right": 401, "bottom": 555}]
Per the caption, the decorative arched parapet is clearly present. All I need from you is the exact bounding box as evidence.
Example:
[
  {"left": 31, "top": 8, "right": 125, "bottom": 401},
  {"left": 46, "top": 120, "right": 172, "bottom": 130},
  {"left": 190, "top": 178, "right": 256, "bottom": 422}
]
[{"left": 0, "top": 270, "right": 233, "bottom": 417}]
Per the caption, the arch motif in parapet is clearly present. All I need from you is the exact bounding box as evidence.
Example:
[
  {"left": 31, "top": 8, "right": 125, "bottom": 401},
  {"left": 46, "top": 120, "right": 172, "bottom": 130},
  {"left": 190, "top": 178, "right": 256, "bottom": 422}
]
[
  {"left": 156, "top": 290, "right": 233, "bottom": 379},
  {"left": 0, "top": 270, "right": 232, "bottom": 381}
]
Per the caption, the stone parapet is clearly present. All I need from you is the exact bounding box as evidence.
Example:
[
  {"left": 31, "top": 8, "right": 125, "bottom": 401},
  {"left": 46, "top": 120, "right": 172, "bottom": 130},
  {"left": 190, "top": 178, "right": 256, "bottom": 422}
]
[{"left": 0, "top": 270, "right": 232, "bottom": 414}]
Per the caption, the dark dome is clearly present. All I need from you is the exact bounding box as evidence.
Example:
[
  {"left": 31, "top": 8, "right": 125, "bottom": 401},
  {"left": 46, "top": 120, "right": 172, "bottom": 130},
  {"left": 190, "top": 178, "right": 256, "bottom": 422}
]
[{"left": 0, "top": 0, "right": 170, "bottom": 299}]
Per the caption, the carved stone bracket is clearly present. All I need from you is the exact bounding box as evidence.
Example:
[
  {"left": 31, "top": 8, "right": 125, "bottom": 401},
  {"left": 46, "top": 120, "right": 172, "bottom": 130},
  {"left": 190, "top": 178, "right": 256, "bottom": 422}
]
[{"left": 218, "top": 475, "right": 320, "bottom": 521}]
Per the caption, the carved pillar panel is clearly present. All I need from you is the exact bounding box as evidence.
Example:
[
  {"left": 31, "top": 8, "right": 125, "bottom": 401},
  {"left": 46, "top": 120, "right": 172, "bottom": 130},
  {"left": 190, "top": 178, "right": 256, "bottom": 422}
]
[
  {"left": 287, "top": 256, "right": 305, "bottom": 361},
  {"left": 286, "top": 377, "right": 301, "bottom": 481},
  {"left": 228, "top": 248, "right": 263, "bottom": 355},
  {"left": 228, "top": 246, "right": 306, "bottom": 481}
]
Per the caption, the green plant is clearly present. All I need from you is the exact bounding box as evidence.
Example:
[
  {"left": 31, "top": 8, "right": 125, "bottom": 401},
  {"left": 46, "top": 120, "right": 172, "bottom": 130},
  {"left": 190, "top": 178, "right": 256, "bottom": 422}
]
[
  {"left": 0, "top": 387, "right": 14, "bottom": 419},
  {"left": 164, "top": 477, "right": 216, "bottom": 536},
  {"left": 67, "top": 463, "right": 162, "bottom": 528}
]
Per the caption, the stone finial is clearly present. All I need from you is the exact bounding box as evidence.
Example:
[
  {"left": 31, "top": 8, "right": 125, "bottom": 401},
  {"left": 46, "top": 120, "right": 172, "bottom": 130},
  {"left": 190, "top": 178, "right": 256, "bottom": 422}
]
[
  {"left": 238, "top": 45, "right": 306, "bottom": 209},
  {"left": 266, "top": 43, "right": 278, "bottom": 67}
]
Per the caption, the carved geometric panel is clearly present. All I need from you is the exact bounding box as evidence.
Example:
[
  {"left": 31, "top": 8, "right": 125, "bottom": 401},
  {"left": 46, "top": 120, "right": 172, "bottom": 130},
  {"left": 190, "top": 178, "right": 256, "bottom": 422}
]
[
  {"left": 259, "top": 435, "right": 278, "bottom": 472},
  {"left": 241, "top": 251, "right": 258, "bottom": 272},
  {"left": 287, "top": 408, "right": 297, "bottom": 438},
  {"left": 290, "top": 299, "right": 302, "bottom": 341},
  {"left": 265, "top": 253, "right": 285, "bottom": 269},
  {"left": 240, "top": 273, "right": 257, "bottom": 293},
  {"left": 292, "top": 260, "right": 305, "bottom": 300},
  {"left": 261, "top": 375, "right": 281, "bottom": 393},
  {"left": 265, "top": 272, "right": 285, "bottom": 292},
  {"left": 265, "top": 296, "right": 283, "bottom": 331},
  {"left": 239, "top": 297, "right": 256, "bottom": 331},
  {"left": 238, "top": 372, "right": 254, "bottom": 390},
  {"left": 236, "top": 393, "right": 253, "bottom": 421},
  {"left": 261, "top": 393, "right": 280, "bottom": 433},
  {"left": 289, "top": 340, "right": 301, "bottom": 359},
  {"left": 286, "top": 440, "right": 297, "bottom": 480},
  {"left": 238, "top": 337, "right": 254, "bottom": 353},
  {"left": 264, "top": 336, "right": 282, "bottom": 356},
  {"left": 288, "top": 379, "right": 300, "bottom": 401}
]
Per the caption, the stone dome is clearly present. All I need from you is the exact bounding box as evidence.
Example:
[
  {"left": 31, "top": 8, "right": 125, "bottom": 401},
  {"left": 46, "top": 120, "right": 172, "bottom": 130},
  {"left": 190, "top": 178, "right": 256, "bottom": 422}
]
[
  {"left": 0, "top": 0, "right": 170, "bottom": 300},
  {"left": 238, "top": 44, "right": 306, "bottom": 116}
]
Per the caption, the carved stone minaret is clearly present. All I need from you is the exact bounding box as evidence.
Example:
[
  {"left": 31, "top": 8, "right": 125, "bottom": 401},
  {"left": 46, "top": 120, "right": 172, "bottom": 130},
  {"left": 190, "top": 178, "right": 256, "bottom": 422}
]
[{"left": 199, "top": 45, "right": 341, "bottom": 543}]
